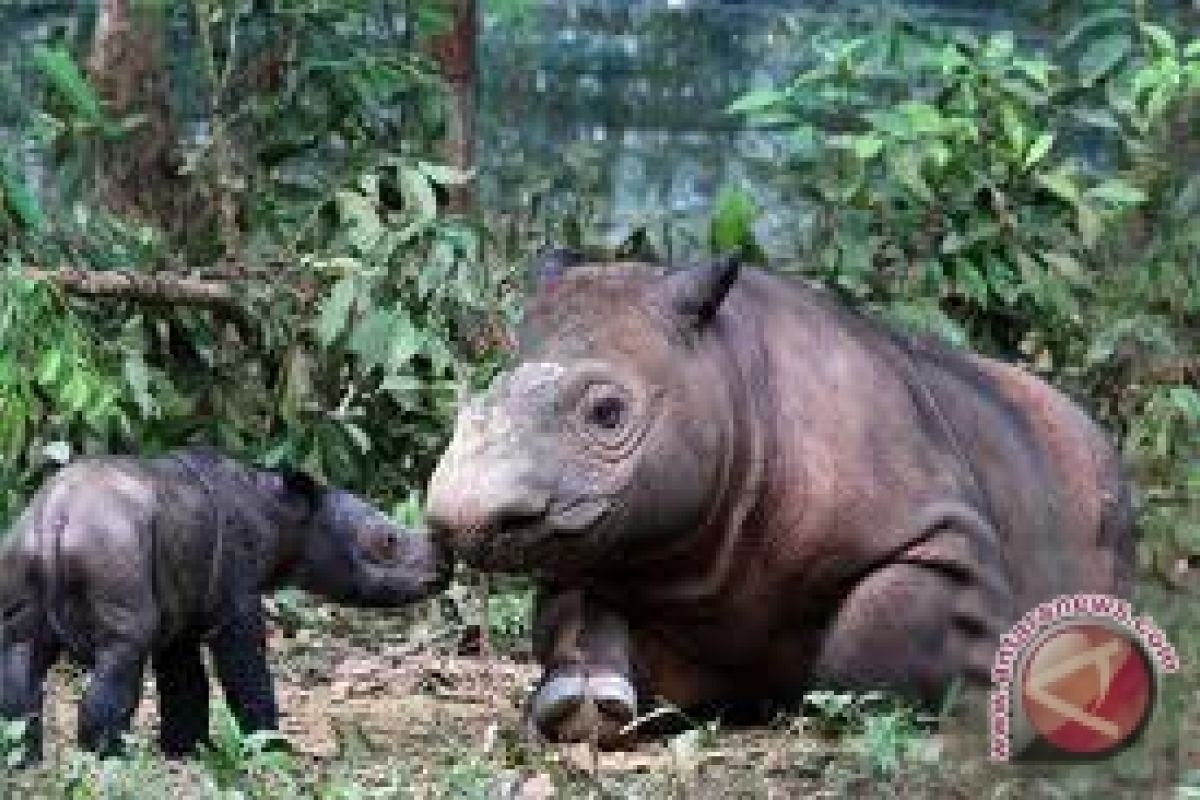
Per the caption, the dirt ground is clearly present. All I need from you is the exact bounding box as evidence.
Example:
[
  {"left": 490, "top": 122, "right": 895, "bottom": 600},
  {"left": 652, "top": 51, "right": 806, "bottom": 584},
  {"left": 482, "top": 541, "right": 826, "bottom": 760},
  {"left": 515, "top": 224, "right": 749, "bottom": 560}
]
[{"left": 9, "top": 583, "right": 1200, "bottom": 799}]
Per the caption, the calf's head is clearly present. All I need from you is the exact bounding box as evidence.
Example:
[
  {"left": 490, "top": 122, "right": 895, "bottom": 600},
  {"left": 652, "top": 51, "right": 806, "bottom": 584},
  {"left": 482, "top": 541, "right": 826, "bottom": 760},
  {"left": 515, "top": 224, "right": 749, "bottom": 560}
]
[
  {"left": 425, "top": 254, "right": 746, "bottom": 576},
  {"left": 278, "top": 472, "right": 452, "bottom": 606}
]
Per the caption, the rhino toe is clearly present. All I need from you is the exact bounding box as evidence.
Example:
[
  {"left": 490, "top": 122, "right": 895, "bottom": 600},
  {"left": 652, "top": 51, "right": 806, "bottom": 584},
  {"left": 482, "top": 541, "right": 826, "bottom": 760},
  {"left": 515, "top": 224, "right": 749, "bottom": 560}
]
[{"left": 529, "top": 669, "right": 637, "bottom": 747}]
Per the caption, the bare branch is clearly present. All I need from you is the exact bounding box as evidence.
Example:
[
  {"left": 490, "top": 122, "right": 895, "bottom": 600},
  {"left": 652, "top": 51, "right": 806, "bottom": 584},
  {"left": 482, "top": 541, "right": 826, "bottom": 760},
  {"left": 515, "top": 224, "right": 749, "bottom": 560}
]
[{"left": 23, "top": 268, "right": 242, "bottom": 310}]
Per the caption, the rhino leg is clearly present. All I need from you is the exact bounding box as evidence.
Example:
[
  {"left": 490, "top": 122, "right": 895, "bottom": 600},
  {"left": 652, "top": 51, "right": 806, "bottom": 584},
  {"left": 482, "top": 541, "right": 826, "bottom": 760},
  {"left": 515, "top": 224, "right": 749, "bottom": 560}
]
[
  {"left": 811, "top": 527, "right": 1012, "bottom": 702},
  {"left": 153, "top": 638, "right": 210, "bottom": 757},
  {"left": 527, "top": 588, "right": 638, "bottom": 748},
  {"left": 0, "top": 626, "right": 59, "bottom": 765},
  {"left": 79, "top": 642, "right": 149, "bottom": 756},
  {"left": 210, "top": 600, "right": 279, "bottom": 736}
]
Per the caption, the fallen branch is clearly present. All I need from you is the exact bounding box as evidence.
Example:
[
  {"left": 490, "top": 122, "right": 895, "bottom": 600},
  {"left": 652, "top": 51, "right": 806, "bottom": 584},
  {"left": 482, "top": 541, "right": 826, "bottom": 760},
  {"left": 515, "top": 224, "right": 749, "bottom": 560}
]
[
  {"left": 23, "top": 267, "right": 242, "bottom": 310},
  {"left": 1135, "top": 356, "right": 1200, "bottom": 387}
]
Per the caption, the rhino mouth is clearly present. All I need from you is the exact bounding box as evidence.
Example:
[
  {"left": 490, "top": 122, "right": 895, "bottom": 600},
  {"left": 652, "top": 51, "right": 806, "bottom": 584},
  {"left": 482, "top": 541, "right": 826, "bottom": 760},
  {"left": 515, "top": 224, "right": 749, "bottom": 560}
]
[{"left": 463, "top": 497, "right": 612, "bottom": 573}]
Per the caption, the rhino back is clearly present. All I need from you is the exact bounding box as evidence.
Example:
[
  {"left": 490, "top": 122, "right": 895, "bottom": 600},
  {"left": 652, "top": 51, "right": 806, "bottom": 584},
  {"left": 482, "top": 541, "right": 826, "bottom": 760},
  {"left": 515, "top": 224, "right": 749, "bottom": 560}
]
[{"left": 727, "top": 270, "right": 1130, "bottom": 603}]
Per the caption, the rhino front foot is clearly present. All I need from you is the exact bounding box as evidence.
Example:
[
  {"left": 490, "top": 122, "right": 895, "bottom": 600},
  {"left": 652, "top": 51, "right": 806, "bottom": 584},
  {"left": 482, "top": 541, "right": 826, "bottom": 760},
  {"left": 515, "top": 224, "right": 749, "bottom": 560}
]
[{"left": 528, "top": 668, "right": 638, "bottom": 748}]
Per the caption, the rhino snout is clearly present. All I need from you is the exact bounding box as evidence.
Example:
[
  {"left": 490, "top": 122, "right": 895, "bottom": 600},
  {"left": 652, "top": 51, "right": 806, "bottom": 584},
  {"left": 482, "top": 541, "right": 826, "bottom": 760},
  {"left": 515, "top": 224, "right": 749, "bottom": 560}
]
[{"left": 426, "top": 480, "right": 550, "bottom": 550}]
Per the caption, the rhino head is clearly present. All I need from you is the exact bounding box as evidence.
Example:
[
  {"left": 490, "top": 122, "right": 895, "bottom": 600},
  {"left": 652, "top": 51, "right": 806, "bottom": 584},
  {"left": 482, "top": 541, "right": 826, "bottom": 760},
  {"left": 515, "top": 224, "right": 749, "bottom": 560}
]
[
  {"left": 275, "top": 471, "right": 453, "bottom": 606},
  {"left": 425, "top": 253, "right": 753, "bottom": 577}
]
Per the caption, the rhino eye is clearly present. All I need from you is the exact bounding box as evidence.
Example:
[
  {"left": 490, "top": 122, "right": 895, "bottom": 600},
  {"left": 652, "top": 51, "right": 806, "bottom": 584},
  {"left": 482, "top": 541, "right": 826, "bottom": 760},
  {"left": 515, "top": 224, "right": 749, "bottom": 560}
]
[{"left": 587, "top": 395, "right": 626, "bottom": 430}]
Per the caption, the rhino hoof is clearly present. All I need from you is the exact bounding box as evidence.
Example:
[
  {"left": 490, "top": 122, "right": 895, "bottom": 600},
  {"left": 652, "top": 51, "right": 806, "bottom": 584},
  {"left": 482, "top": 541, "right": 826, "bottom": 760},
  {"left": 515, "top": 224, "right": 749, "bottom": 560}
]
[{"left": 530, "top": 670, "right": 637, "bottom": 747}]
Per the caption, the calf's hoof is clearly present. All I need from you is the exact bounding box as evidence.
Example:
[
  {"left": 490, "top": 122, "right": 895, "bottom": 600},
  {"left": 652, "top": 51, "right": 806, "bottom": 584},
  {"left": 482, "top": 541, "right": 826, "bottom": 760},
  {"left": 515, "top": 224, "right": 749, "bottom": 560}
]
[{"left": 528, "top": 669, "right": 637, "bottom": 749}]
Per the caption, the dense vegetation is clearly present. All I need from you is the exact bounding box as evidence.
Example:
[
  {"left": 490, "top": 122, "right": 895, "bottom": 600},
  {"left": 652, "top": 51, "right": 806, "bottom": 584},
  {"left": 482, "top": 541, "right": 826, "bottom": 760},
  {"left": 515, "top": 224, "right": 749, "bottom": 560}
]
[{"left": 1, "top": 1, "right": 1197, "bottom": 797}]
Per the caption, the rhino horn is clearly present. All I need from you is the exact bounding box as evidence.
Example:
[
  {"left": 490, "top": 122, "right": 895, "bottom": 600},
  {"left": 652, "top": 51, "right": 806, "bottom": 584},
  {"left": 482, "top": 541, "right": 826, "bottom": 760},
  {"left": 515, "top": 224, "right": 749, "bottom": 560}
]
[{"left": 662, "top": 254, "right": 741, "bottom": 328}]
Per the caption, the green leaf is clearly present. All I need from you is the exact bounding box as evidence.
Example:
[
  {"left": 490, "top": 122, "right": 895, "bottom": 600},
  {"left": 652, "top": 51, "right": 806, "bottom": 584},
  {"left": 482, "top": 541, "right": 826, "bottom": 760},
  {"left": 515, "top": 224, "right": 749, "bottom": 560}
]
[
  {"left": 399, "top": 167, "right": 438, "bottom": 223},
  {"left": 316, "top": 278, "right": 358, "bottom": 346},
  {"left": 1076, "top": 203, "right": 1102, "bottom": 248},
  {"left": 1139, "top": 23, "right": 1176, "bottom": 57},
  {"left": 31, "top": 45, "right": 105, "bottom": 124},
  {"left": 122, "top": 353, "right": 156, "bottom": 419},
  {"left": 1000, "top": 104, "right": 1026, "bottom": 155},
  {"left": 0, "top": 155, "right": 45, "bottom": 231},
  {"left": 380, "top": 374, "right": 423, "bottom": 407},
  {"left": 853, "top": 134, "right": 885, "bottom": 160},
  {"left": 348, "top": 307, "right": 397, "bottom": 369},
  {"left": 340, "top": 421, "right": 372, "bottom": 455},
  {"left": 335, "top": 189, "right": 383, "bottom": 254},
  {"left": 1024, "top": 132, "right": 1055, "bottom": 170},
  {"left": 726, "top": 88, "right": 787, "bottom": 115},
  {"left": 42, "top": 440, "right": 71, "bottom": 464},
  {"left": 941, "top": 223, "right": 1000, "bottom": 255},
  {"left": 417, "top": 162, "right": 473, "bottom": 186},
  {"left": 1167, "top": 386, "right": 1200, "bottom": 421},
  {"left": 388, "top": 315, "right": 423, "bottom": 372},
  {"left": 709, "top": 186, "right": 759, "bottom": 255},
  {"left": 1184, "top": 40, "right": 1200, "bottom": 60},
  {"left": 1059, "top": 8, "right": 1133, "bottom": 50},
  {"left": 1077, "top": 35, "right": 1132, "bottom": 87},
  {"left": 1036, "top": 168, "right": 1081, "bottom": 205},
  {"left": 1086, "top": 180, "right": 1147, "bottom": 205},
  {"left": 1040, "top": 251, "right": 1083, "bottom": 281},
  {"left": 888, "top": 149, "right": 932, "bottom": 202},
  {"left": 36, "top": 348, "right": 64, "bottom": 386},
  {"left": 956, "top": 259, "right": 990, "bottom": 304}
]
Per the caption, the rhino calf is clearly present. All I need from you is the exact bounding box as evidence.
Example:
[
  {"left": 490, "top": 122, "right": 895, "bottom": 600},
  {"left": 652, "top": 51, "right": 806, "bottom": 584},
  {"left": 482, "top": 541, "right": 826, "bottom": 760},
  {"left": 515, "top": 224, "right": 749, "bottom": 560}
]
[
  {"left": 425, "top": 253, "right": 1135, "bottom": 747},
  {"left": 0, "top": 447, "right": 452, "bottom": 761}
]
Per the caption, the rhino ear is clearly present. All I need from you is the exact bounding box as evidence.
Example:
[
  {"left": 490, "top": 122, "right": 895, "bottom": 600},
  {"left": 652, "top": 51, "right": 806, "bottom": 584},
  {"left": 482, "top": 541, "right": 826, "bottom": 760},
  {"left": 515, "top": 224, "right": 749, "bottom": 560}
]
[
  {"left": 531, "top": 247, "right": 587, "bottom": 289},
  {"left": 662, "top": 254, "right": 741, "bottom": 329}
]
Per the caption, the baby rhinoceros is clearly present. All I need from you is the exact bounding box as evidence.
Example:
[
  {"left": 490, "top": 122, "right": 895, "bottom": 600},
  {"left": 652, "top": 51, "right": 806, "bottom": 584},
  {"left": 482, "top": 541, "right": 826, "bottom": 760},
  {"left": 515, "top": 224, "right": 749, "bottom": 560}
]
[{"left": 0, "top": 447, "right": 452, "bottom": 762}]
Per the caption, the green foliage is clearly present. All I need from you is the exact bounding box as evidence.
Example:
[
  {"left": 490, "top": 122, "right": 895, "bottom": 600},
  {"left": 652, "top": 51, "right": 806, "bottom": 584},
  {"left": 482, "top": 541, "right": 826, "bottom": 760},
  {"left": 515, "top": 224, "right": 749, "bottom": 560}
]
[
  {"left": 197, "top": 702, "right": 301, "bottom": 799},
  {"left": 708, "top": 186, "right": 768, "bottom": 265},
  {"left": 485, "top": 580, "right": 534, "bottom": 651},
  {"left": 798, "top": 691, "right": 926, "bottom": 779},
  {"left": 730, "top": 2, "right": 1200, "bottom": 573},
  {"left": 0, "top": 718, "right": 28, "bottom": 770},
  {"left": 0, "top": 259, "right": 140, "bottom": 522},
  {"left": 0, "top": 0, "right": 520, "bottom": 527}
]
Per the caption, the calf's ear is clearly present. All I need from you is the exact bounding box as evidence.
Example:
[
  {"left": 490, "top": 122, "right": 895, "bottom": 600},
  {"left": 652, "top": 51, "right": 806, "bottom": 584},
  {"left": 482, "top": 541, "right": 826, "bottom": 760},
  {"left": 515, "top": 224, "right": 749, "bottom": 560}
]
[
  {"left": 530, "top": 247, "right": 587, "bottom": 290},
  {"left": 278, "top": 468, "right": 322, "bottom": 510},
  {"left": 660, "top": 254, "right": 741, "bottom": 330}
]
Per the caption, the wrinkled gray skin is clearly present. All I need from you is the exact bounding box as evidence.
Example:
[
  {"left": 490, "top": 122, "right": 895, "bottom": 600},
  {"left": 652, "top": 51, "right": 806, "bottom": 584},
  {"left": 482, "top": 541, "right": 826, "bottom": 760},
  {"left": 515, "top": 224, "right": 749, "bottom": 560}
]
[
  {"left": 425, "top": 254, "right": 1134, "bottom": 748},
  {"left": 0, "top": 447, "right": 452, "bottom": 762}
]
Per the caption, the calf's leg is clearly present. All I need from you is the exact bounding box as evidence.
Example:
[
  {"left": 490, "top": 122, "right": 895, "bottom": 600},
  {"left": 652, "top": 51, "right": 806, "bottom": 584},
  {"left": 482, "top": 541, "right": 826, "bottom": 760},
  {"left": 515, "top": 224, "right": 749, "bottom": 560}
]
[
  {"left": 79, "top": 642, "right": 148, "bottom": 756},
  {"left": 0, "top": 622, "right": 59, "bottom": 765},
  {"left": 209, "top": 601, "right": 279, "bottom": 736},
  {"left": 153, "top": 638, "right": 210, "bottom": 757}
]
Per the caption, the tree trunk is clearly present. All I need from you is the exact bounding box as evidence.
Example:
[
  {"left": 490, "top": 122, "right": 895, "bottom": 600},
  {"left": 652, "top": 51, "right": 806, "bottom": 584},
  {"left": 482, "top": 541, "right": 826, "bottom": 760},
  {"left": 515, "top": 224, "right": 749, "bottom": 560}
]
[
  {"left": 87, "top": 0, "right": 200, "bottom": 239},
  {"left": 428, "top": 0, "right": 477, "bottom": 214}
]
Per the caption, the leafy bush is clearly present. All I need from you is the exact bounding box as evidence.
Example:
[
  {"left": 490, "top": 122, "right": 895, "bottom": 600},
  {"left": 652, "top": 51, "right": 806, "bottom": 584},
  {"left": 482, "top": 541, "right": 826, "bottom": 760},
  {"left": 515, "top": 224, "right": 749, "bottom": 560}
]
[
  {"left": 0, "top": 1, "right": 519, "bottom": 528},
  {"left": 729, "top": 3, "right": 1200, "bottom": 575}
]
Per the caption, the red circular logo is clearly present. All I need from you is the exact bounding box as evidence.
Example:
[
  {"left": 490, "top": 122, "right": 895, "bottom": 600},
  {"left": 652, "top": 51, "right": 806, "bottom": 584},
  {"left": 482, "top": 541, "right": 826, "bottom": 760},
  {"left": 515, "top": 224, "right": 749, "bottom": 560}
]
[{"left": 1019, "top": 622, "right": 1154, "bottom": 756}]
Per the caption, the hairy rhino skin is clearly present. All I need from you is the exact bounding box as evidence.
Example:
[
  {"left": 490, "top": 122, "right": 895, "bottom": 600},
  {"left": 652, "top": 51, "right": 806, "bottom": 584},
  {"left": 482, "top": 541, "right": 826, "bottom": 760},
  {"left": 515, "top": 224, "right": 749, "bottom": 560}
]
[
  {"left": 0, "top": 447, "right": 451, "bottom": 761},
  {"left": 425, "top": 254, "right": 1135, "bottom": 746}
]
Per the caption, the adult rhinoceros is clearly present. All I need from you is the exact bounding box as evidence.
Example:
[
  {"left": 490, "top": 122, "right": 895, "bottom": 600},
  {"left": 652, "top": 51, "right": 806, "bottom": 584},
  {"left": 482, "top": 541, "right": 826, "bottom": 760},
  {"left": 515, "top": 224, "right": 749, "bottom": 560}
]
[{"left": 425, "top": 253, "right": 1135, "bottom": 746}]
